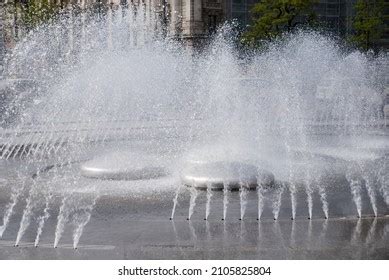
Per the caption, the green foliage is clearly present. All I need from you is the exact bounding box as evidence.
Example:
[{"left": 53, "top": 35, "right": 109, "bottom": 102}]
[
  {"left": 243, "top": 0, "right": 317, "bottom": 45},
  {"left": 20, "top": 0, "right": 61, "bottom": 29},
  {"left": 349, "top": 0, "right": 384, "bottom": 51}
]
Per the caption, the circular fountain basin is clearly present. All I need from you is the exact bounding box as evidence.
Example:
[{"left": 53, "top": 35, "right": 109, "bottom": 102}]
[
  {"left": 181, "top": 161, "right": 274, "bottom": 190},
  {"left": 80, "top": 151, "right": 168, "bottom": 181}
]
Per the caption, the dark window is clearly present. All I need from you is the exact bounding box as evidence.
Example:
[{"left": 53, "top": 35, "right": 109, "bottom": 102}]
[{"left": 208, "top": 15, "right": 218, "bottom": 33}]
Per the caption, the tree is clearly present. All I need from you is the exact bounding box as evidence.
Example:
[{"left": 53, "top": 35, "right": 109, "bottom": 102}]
[
  {"left": 350, "top": 0, "right": 385, "bottom": 51},
  {"left": 20, "top": 0, "right": 61, "bottom": 29},
  {"left": 243, "top": 0, "right": 316, "bottom": 45}
]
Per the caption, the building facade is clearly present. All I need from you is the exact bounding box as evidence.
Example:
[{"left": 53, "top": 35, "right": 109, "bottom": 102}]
[
  {"left": 166, "top": 0, "right": 224, "bottom": 45},
  {"left": 314, "top": 0, "right": 355, "bottom": 36},
  {"left": 224, "top": 0, "right": 257, "bottom": 27}
]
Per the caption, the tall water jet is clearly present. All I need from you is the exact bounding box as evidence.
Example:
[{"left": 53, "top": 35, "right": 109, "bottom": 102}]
[
  {"left": 15, "top": 183, "right": 40, "bottom": 246},
  {"left": 222, "top": 183, "right": 229, "bottom": 220},
  {"left": 54, "top": 190, "right": 98, "bottom": 248},
  {"left": 289, "top": 183, "right": 298, "bottom": 220},
  {"left": 257, "top": 185, "right": 265, "bottom": 220},
  {"left": 378, "top": 158, "right": 389, "bottom": 206},
  {"left": 53, "top": 195, "right": 70, "bottom": 248},
  {"left": 0, "top": 182, "right": 25, "bottom": 238},
  {"left": 318, "top": 185, "right": 329, "bottom": 219},
  {"left": 363, "top": 174, "right": 378, "bottom": 217},
  {"left": 34, "top": 191, "right": 53, "bottom": 247},
  {"left": 347, "top": 172, "right": 363, "bottom": 218},
  {"left": 72, "top": 196, "right": 98, "bottom": 249},
  {"left": 239, "top": 184, "right": 249, "bottom": 220},
  {"left": 379, "top": 175, "right": 389, "bottom": 207},
  {"left": 205, "top": 184, "right": 213, "bottom": 220},
  {"left": 272, "top": 183, "right": 285, "bottom": 220},
  {"left": 187, "top": 187, "right": 198, "bottom": 220},
  {"left": 305, "top": 183, "right": 314, "bottom": 219},
  {"left": 170, "top": 185, "right": 182, "bottom": 220}
]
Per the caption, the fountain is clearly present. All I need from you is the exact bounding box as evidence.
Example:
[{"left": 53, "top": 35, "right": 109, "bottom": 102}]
[
  {"left": 0, "top": 4, "right": 388, "bottom": 258},
  {"left": 80, "top": 150, "right": 169, "bottom": 181}
]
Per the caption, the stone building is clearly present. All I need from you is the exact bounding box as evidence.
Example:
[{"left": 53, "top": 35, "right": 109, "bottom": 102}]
[{"left": 165, "top": 0, "right": 224, "bottom": 46}]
